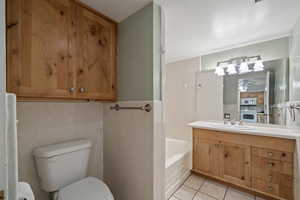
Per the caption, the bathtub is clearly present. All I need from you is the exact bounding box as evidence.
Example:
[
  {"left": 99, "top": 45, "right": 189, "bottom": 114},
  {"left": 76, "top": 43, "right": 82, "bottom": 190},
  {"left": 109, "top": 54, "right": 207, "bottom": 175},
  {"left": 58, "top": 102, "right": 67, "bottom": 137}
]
[{"left": 165, "top": 138, "right": 192, "bottom": 199}]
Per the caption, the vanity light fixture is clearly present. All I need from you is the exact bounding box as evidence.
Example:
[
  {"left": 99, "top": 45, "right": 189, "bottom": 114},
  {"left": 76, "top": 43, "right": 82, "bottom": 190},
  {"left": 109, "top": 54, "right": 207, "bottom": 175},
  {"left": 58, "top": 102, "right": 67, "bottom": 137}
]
[{"left": 214, "top": 55, "right": 264, "bottom": 76}]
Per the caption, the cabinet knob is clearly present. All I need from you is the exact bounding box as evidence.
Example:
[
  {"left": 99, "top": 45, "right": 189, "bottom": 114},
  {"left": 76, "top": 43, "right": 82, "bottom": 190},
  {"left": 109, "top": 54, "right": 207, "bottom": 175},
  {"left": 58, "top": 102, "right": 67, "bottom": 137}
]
[
  {"left": 79, "top": 88, "right": 86, "bottom": 93},
  {"left": 282, "top": 153, "right": 286, "bottom": 157},
  {"left": 69, "top": 88, "right": 75, "bottom": 92},
  {"left": 268, "top": 162, "right": 275, "bottom": 167},
  {"left": 267, "top": 186, "right": 273, "bottom": 192},
  {"left": 267, "top": 152, "right": 273, "bottom": 157}
]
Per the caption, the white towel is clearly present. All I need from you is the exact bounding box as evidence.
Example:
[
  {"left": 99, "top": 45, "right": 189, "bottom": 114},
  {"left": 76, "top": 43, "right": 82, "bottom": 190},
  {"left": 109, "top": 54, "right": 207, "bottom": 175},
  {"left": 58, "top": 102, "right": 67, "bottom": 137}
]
[{"left": 17, "top": 182, "right": 35, "bottom": 200}]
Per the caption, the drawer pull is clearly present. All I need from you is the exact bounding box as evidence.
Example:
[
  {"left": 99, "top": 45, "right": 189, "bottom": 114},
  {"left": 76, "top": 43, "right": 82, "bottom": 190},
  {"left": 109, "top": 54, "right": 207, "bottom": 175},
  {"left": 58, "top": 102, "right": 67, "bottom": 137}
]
[
  {"left": 69, "top": 88, "right": 75, "bottom": 92},
  {"left": 268, "top": 162, "right": 275, "bottom": 167},
  {"left": 268, "top": 175, "right": 273, "bottom": 182},
  {"left": 267, "top": 152, "right": 273, "bottom": 157},
  {"left": 282, "top": 153, "right": 286, "bottom": 157},
  {"left": 267, "top": 186, "right": 273, "bottom": 192},
  {"left": 79, "top": 88, "right": 86, "bottom": 93}
]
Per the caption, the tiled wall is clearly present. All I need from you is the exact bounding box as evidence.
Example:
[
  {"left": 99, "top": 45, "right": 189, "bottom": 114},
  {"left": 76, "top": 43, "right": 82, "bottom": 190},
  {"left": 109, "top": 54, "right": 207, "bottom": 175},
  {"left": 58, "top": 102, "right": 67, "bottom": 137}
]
[{"left": 17, "top": 102, "right": 103, "bottom": 200}]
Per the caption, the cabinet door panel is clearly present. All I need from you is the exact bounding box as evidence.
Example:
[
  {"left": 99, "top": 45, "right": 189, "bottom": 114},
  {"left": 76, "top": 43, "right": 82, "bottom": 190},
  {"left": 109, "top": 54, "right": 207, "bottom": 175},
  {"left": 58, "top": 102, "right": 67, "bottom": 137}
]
[
  {"left": 220, "top": 142, "right": 251, "bottom": 187},
  {"left": 193, "top": 136, "right": 220, "bottom": 176},
  {"left": 7, "top": 0, "right": 75, "bottom": 98},
  {"left": 76, "top": 7, "right": 116, "bottom": 100}
]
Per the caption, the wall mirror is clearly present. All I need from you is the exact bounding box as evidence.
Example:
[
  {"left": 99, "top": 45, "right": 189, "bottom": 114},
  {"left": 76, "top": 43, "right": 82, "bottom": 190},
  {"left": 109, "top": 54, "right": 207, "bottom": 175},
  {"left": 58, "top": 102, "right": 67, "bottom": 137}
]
[{"left": 223, "top": 58, "right": 289, "bottom": 125}]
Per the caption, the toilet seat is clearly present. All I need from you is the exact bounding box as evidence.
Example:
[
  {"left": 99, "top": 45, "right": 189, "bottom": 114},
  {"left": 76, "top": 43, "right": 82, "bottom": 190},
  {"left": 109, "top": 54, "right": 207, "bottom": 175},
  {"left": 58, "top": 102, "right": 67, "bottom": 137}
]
[{"left": 58, "top": 177, "right": 114, "bottom": 200}]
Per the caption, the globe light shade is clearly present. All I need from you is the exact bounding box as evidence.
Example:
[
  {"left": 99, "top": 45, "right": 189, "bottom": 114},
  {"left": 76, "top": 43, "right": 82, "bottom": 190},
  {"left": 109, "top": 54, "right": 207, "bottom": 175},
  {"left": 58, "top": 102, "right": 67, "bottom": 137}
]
[
  {"left": 254, "top": 60, "right": 264, "bottom": 72},
  {"left": 239, "top": 62, "right": 250, "bottom": 74},
  {"left": 227, "top": 64, "right": 237, "bottom": 75},
  {"left": 215, "top": 66, "right": 225, "bottom": 76}
]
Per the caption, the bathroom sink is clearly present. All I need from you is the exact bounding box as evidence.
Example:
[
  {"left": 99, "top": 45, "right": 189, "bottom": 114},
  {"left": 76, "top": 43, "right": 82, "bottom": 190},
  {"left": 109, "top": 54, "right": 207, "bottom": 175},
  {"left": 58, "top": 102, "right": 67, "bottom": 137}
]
[
  {"left": 192, "top": 121, "right": 256, "bottom": 131},
  {"left": 214, "top": 124, "right": 255, "bottom": 130}
]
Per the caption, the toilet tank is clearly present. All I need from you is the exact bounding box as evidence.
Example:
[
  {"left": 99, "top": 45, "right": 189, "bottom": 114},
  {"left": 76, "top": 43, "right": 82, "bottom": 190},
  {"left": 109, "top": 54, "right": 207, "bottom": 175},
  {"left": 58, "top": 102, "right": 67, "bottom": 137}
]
[{"left": 33, "top": 139, "right": 92, "bottom": 192}]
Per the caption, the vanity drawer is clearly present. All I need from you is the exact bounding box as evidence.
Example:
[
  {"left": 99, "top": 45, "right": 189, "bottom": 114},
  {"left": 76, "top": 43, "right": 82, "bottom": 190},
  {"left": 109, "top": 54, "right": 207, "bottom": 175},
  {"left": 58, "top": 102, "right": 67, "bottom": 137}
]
[
  {"left": 252, "top": 156, "right": 281, "bottom": 172},
  {"left": 279, "top": 186, "right": 294, "bottom": 200},
  {"left": 252, "top": 147, "right": 293, "bottom": 162},
  {"left": 253, "top": 178, "right": 279, "bottom": 196},
  {"left": 252, "top": 168, "right": 293, "bottom": 187}
]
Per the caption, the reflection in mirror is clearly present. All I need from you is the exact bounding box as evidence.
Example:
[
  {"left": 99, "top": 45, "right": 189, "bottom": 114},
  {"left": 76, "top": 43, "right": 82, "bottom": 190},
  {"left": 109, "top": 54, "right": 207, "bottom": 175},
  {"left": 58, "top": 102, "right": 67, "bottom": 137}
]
[{"left": 223, "top": 58, "right": 289, "bottom": 125}]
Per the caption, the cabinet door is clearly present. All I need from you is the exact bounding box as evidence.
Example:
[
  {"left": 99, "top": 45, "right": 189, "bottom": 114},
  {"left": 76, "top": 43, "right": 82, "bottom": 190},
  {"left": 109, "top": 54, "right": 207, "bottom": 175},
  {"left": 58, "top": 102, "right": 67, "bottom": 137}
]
[
  {"left": 220, "top": 142, "right": 251, "bottom": 187},
  {"left": 7, "top": 0, "right": 76, "bottom": 98},
  {"left": 193, "top": 136, "right": 221, "bottom": 176},
  {"left": 76, "top": 6, "right": 117, "bottom": 100}
]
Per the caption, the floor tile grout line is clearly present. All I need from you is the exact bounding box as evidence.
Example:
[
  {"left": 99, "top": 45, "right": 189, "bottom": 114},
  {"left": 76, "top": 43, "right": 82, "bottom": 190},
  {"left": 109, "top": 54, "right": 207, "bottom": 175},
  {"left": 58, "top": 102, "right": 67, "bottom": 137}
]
[
  {"left": 171, "top": 174, "right": 193, "bottom": 200},
  {"left": 222, "top": 186, "right": 229, "bottom": 200},
  {"left": 197, "top": 177, "right": 206, "bottom": 192}
]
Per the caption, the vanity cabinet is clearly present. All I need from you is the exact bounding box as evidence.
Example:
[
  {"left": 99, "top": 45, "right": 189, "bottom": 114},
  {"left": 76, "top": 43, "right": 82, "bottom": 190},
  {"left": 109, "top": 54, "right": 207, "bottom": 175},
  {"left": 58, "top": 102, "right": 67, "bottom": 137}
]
[
  {"left": 6, "top": 0, "right": 117, "bottom": 101},
  {"left": 192, "top": 128, "right": 295, "bottom": 200}
]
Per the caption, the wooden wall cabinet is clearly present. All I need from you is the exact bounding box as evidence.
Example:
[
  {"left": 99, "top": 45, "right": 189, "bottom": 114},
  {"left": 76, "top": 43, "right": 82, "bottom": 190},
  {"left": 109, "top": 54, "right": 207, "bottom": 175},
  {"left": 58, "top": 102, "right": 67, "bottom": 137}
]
[
  {"left": 193, "top": 128, "right": 295, "bottom": 200},
  {"left": 6, "top": 0, "right": 117, "bottom": 101}
]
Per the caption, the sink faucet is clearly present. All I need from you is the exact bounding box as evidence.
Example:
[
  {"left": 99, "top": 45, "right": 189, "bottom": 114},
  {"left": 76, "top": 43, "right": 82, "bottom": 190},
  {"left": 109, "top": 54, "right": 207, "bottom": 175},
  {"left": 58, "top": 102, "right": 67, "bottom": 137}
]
[{"left": 224, "top": 120, "right": 244, "bottom": 126}]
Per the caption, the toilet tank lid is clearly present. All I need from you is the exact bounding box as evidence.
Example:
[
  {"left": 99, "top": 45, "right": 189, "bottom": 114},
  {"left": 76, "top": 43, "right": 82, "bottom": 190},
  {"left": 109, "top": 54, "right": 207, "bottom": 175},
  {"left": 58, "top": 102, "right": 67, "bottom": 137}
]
[{"left": 33, "top": 139, "right": 92, "bottom": 158}]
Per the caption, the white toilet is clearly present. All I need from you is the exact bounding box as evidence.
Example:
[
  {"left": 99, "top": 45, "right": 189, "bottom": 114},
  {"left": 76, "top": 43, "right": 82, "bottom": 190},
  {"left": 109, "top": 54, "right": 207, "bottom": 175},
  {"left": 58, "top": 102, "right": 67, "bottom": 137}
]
[{"left": 33, "top": 139, "right": 114, "bottom": 200}]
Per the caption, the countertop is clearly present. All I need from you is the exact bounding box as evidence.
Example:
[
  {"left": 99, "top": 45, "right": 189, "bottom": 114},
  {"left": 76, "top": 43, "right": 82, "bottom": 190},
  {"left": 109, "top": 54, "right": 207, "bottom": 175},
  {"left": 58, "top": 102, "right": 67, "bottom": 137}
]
[{"left": 189, "top": 121, "right": 300, "bottom": 140}]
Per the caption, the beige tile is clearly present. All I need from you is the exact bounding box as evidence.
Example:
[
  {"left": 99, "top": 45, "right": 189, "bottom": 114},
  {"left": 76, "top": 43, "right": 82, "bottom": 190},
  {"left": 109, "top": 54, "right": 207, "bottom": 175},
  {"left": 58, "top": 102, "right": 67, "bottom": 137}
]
[
  {"left": 200, "top": 180, "right": 227, "bottom": 200},
  {"left": 225, "top": 188, "right": 254, "bottom": 200},
  {"left": 193, "top": 192, "right": 216, "bottom": 200},
  {"left": 255, "top": 197, "right": 266, "bottom": 200},
  {"left": 174, "top": 185, "right": 197, "bottom": 200},
  {"left": 169, "top": 196, "right": 179, "bottom": 200},
  {"left": 184, "top": 175, "right": 205, "bottom": 190}
]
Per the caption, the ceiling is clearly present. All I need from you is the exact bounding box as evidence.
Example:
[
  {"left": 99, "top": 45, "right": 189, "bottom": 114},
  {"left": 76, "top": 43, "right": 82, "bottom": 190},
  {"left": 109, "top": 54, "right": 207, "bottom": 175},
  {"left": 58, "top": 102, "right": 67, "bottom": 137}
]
[
  {"left": 162, "top": 0, "right": 300, "bottom": 63},
  {"left": 79, "top": 0, "right": 152, "bottom": 22}
]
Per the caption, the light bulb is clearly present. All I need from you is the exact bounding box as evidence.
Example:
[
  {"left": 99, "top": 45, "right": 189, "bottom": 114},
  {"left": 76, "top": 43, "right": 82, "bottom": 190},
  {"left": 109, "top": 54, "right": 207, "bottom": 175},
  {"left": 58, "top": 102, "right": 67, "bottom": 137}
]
[
  {"left": 239, "top": 62, "right": 250, "bottom": 74},
  {"left": 254, "top": 60, "right": 264, "bottom": 72},
  {"left": 227, "top": 64, "right": 237, "bottom": 75},
  {"left": 215, "top": 66, "right": 225, "bottom": 76}
]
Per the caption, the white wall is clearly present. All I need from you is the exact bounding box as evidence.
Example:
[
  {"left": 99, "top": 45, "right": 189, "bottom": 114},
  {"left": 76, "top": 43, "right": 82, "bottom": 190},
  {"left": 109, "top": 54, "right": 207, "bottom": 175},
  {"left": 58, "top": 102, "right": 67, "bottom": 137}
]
[
  {"left": 289, "top": 18, "right": 300, "bottom": 102},
  {"left": 0, "top": 0, "right": 6, "bottom": 193},
  {"left": 202, "top": 37, "right": 290, "bottom": 71},
  {"left": 17, "top": 102, "right": 103, "bottom": 200},
  {"left": 165, "top": 57, "right": 200, "bottom": 141}
]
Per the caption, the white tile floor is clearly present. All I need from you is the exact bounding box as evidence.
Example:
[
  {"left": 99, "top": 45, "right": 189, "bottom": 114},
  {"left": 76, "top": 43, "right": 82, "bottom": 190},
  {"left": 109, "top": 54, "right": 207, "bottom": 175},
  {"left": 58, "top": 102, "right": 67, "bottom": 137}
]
[{"left": 169, "top": 174, "right": 266, "bottom": 200}]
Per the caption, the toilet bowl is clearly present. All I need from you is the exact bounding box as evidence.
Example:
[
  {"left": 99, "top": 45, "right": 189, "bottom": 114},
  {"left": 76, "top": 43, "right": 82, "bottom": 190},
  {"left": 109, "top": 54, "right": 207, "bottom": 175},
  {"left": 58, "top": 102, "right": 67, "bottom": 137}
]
[
  {"left": 33, "top": 139, "right": 114, "bottom": 200},
  {"left": 58, "top": 177, "right": 114, "bottom": 200}
]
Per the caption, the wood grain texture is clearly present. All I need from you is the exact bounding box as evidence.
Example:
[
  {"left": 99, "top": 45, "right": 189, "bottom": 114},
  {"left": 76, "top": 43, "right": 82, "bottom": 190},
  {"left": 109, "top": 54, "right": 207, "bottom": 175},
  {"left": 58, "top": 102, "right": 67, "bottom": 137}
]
[
  {"left": 7, "top": 0, "right": 75, "bottom": 98},
  {"left": 193, "top": 128, "right": 295, "bottom": 200},
  {"left": 220, "top": 142, "right": 251, "bottom": 187},
  {"left": 76, "top": 3, "right": 117, "bottom": 100},
  {"left": 6, "top": 0, "right": 117, "bottom": 101}
]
